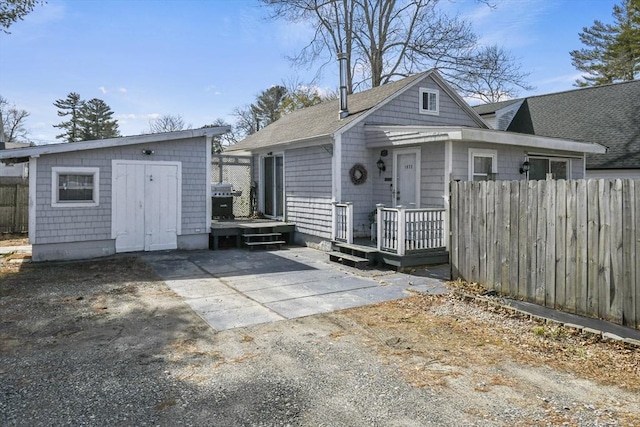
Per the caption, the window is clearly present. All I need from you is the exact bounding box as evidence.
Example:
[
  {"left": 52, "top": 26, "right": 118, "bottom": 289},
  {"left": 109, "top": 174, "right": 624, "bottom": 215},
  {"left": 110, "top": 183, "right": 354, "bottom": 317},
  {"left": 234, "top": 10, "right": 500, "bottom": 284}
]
[
  {"left": 51, "top": 167, "right": 99, "bottom": 207},
  {"left": 419, "top": 88, "right": 439, "bottom": 115},
  {"left": 469, "top": 149, "right": 497, "bottom": 181},
  {"left": 527, "top": 157, "right": 569, "bottom": 180}
]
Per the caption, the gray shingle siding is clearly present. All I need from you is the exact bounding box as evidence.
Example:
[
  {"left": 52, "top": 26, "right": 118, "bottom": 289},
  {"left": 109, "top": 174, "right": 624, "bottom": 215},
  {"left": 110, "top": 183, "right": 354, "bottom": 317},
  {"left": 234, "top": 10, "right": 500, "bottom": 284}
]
[
  {"left": 34, "top": 138, "right": 207, "bottom": 245},
  {"left": 285, "top": 145, "right": 333, "bottom": 238}
]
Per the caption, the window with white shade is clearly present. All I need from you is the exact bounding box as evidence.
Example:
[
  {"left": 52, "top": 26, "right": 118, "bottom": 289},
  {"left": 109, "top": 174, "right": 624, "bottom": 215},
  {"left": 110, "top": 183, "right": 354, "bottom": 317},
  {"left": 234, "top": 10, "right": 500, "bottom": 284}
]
[{"left": 51, "top": 167, "right": 100, "bottom": 207}]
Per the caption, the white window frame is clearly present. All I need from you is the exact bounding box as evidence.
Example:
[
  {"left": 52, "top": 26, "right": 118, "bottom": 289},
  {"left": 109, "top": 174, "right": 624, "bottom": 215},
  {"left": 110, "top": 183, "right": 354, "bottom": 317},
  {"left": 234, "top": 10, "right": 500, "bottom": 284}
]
[
  {"left": 468, "top": 149, "right": 497, "bottom": 181},
  {"left": 51, "top": 167, "right": 100, "bottom": 207},
  {"left": 419, "top": 88, "right": 439, "bottom": 115}
]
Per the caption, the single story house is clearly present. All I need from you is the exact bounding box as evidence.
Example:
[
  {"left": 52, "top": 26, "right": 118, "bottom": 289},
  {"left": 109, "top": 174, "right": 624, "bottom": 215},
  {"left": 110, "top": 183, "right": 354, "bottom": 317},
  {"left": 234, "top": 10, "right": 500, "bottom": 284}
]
[
  {"left": 226, "top": 69, "right": 606, "bottom": 266},
  {"left": 0, "top": 127, "right": 228, "bottom": 261},
  {"left": 473, "top": 80, "right": 640, "bottom": 179}
]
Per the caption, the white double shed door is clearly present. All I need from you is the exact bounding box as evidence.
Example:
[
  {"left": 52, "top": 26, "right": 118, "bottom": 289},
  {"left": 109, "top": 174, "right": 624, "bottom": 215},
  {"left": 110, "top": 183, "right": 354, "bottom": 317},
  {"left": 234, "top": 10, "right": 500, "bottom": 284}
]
[{"left": 112, "top": 160, "right": 181, "bottom": 253}]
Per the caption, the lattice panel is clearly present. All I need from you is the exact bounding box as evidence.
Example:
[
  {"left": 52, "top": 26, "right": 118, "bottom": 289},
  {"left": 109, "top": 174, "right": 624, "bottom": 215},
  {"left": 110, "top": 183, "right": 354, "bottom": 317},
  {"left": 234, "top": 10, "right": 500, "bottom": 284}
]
[{"left": 211, "top": 155, "right": 253, "bottom": 218}]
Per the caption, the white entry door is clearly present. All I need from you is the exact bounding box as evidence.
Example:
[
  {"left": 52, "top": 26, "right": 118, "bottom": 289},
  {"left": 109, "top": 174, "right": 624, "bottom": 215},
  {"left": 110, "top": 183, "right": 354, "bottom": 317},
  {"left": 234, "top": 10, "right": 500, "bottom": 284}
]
[
  {"left": 112, "top": 161, "right": 181, "bottom": 253},
  {"left": 393, "top": 148, "right": 421, "bottom": 208}
]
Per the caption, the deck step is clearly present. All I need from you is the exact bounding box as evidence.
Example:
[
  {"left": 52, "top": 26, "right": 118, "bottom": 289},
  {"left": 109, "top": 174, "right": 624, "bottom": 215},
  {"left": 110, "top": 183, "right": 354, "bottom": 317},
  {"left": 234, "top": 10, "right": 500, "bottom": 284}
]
[
  {"left": 333, "top": 242, "right": 378, "bottom": 254},
  {"left": 329, "top": 251, "right": 370, "bottom": 269},
  {"left": 242, "top": 233, "right": 282, "bottom": 237},
  {"left": 245, "top": 240, "right": 287, "bottom": 247}
]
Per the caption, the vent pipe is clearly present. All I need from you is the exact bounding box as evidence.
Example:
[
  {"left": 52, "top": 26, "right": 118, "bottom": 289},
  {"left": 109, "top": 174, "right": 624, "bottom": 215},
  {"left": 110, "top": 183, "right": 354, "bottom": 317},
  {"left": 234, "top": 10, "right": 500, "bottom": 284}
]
[{"left": 338, "top": 53, "right": 349, "bottom": 119}]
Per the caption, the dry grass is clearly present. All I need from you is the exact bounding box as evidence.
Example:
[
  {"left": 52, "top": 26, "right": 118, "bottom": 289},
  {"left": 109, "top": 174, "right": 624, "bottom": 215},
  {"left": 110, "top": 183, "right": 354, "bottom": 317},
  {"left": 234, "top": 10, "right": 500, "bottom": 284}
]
[
  {"left": 346, "top": 292, "right": 640, "bottom": 393},
  {"left": 0, "top": 234, "right": 28, "bottom": 246}
]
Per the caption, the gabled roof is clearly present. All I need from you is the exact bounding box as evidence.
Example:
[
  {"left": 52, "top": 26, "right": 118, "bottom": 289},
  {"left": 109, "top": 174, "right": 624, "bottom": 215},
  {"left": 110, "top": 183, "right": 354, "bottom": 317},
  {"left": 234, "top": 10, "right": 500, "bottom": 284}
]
[
  {"left": 474, "top": 81, "right": 640, "bottom": 170},
  {"left": 227, "top": 70, "right": 487, "bottom": 153},
  {"left": 0, "top": 127, "right": 229, "bottom": 162}
]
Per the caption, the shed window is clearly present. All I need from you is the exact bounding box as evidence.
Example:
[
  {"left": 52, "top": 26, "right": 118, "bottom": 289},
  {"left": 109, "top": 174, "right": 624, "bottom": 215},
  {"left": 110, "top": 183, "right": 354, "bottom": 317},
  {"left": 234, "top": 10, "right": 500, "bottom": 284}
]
[
  {"left": 469, "top": 149, "right": 497, "bottom": 181},
  {"left": 419, "top": 88, "right": 439, "bottom": 115},
  {"left": 52, "top": 167, "right": 99, "bottom": 207}
]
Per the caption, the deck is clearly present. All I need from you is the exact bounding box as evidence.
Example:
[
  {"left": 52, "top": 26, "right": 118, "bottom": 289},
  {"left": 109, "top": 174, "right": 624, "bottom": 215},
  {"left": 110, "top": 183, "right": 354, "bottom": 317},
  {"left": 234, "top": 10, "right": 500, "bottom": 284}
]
[{"left": 210, "top": 219, "right": 296, "bottom": 249}]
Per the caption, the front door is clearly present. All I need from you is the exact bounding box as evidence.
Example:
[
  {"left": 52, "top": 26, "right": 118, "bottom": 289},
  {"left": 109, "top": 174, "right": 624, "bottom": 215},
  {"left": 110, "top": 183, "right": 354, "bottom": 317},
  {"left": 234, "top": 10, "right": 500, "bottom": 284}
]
[
  {"left": 112, "top": 161, "right": 181, "bottom": 253},
  {"left": 262, "top": 155, "right": 284, "bottom": 218},
  {"left": 393, "top": 148, "right": 420, "bottom": 207}
]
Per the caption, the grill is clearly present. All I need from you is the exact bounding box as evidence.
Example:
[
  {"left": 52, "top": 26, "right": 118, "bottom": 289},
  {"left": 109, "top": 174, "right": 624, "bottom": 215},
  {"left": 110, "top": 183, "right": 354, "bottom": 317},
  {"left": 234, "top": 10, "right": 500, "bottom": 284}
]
[{"left": 211, "top": 183, "right": 234, "bottom": 219}]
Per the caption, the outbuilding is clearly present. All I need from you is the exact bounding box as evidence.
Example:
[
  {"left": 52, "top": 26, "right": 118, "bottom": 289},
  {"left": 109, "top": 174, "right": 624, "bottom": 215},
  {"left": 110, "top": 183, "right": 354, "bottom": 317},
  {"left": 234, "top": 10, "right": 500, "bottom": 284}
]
[{"left": 0, "top": 127, "right": 228, "bottom": 261}]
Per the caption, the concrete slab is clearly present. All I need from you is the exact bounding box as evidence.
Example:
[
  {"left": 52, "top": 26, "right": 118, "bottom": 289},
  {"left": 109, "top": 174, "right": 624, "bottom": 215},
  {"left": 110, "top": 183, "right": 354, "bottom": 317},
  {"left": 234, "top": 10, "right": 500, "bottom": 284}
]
[
  {"left": 199, "top": 304, "right": 285, "bottom": 331},
  {"left": 243, "top": 276, "right": 379, "bottom": 303},
  {"left": 164, "top": 278, "right": 237, "bottom": 299}
]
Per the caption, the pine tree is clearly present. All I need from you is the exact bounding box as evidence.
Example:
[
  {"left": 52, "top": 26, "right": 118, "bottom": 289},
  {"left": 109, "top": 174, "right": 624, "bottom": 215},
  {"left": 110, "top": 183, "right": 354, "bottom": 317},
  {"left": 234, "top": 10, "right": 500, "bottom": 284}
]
[
  {"left": 53, "top": 92, "right": 84, "bottom": 142},
  {"left": 78, "top": 98, "right": 120, "bottom": 140},
  {"left": 570, "top": 0, "right": 640, "bottom": 86}
]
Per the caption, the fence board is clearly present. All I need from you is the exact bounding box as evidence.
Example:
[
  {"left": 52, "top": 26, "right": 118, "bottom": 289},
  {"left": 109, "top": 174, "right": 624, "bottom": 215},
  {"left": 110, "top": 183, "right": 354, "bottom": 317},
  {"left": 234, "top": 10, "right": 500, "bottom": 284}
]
[
  {"left": 598, "top": 180, "right": 611, "bottom": 320},
  {"left": 610, "top": 180, "right": 623, "bottom": 324},
  {"left": 586, "top": 180, "right": 600, "bottom": 316},
  {"left": 622, "top": 180, "right": 636, "bottom": 327},
  {"left": 450, "top": 181, "right": 459, "bottom": 280},
  {"left": 545, "top": 180, "right": 556, "bottom": 307},
  {"left": 450, "top": 178, "right": 639, "bottom": 330},
  {"left": 555, "top": 181, "right": 567, "bottom": 310},
  {"left": 486, "top": 183, "right": 496, "bottom": 287}
]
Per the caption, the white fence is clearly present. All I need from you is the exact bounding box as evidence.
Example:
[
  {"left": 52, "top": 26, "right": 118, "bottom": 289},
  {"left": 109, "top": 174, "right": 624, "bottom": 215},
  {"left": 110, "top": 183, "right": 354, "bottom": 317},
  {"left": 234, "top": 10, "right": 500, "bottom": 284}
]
[{"left": 376, "top": 205, "right": 446, "bottom": 255}]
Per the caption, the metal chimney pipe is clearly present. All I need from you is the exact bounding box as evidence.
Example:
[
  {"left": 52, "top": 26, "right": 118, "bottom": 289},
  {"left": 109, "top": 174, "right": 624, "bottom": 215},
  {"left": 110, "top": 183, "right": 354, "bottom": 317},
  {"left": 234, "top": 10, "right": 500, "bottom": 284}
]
[{"left": 338, "top": 53, "right": 349, "bottom": 119}]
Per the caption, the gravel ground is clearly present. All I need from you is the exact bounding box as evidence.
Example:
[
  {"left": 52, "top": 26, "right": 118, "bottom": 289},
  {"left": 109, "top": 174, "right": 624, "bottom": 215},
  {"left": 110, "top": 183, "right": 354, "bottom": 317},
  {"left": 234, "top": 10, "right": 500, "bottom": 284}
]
[{"left": 1, "top": 255, "right": 638, "bottom": 426}]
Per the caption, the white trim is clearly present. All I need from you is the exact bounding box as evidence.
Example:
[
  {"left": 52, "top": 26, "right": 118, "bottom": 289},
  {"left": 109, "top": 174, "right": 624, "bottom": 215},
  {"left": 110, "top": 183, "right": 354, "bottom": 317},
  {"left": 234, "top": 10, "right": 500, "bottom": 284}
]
[
  {"left": 259, "top": 153, "right": 285, "bottom": 219},
  {"left": 393, "top": 147, "right": 421, "bottom": 208},
  {"left": 419, "top": 87, "right": 439, "bottom": 115},
  {"left": 28, "top": 157, "right": 37, "bottom": 244},
  {"left": 468, "top": 148, "right": 498, "bottom": 181},
  {"left": 364, "top": 125, "right": 607, "bottom": 154},
  {"left": 205, "top": 136, "right": 212, "bottom": 233},
  {"left": 0, "top": 127, "right": 230, "bottom": 160},
  {"left": 444, "top": 140, "right": 452, "bottom": 251},
  {"left": 333, "top": 135, "right": 342, "bottom": 202},
  {"left": 51, "top": 166, "right": 100, "bottom": 208}
]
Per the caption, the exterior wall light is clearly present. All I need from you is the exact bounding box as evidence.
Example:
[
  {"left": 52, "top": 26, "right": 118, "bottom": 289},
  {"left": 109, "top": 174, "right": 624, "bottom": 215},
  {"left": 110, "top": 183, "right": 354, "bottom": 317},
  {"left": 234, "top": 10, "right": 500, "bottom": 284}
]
[
  {"left": 519, "top": 160, "right": 530, "bottom": 174},
  {"left": 376, "top": 157, "right": 386, "bottom": 175},
  {"left": 141, "top": 149, "right": 154, "bottom": 155}
]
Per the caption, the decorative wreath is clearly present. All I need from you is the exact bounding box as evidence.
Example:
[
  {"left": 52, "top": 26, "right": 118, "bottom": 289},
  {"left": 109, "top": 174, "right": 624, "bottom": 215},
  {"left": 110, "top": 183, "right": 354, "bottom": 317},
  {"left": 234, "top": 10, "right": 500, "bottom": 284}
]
[{"left": 349, "top": 163, "right": 368, "bottom": 185}]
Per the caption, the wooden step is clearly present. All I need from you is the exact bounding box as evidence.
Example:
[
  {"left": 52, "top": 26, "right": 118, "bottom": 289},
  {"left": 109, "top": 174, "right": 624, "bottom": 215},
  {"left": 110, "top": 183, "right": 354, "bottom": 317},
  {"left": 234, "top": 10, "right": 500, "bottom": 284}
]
[
  {"left": 333, "top": 242, "right": 378, "bottom": 254},
  {"left": 329, "top": 251, "right": 370, "bottom": 269},
  {"left": 242, "top": 233, "right": 282, "bottom": 238},
  {"left": 245, "top": 240, "right": 287, "bottom": 246}
]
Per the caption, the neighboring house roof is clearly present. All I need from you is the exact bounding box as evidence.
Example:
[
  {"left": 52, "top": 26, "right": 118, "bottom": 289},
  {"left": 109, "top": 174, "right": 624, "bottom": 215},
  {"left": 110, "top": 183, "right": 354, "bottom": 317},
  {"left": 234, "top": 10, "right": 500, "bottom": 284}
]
[
  {"left": 226, "top": 70, "right": 488, "bottom": 153},
  {"left": 0, "top": 127, "right": 229, "bottom": 162},
  {"left": 3, "top": 142, "right": 31, "bottom": 149},
  {"left": 473, "top": 81, "right": 640, "bottom": 170}
]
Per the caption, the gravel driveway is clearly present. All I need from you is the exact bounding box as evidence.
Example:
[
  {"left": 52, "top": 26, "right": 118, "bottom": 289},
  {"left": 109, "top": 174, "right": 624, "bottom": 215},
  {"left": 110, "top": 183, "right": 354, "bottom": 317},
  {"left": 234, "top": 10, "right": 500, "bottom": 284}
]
[{"left": 1, "top": 252, "right": 638, "bottom": 426}]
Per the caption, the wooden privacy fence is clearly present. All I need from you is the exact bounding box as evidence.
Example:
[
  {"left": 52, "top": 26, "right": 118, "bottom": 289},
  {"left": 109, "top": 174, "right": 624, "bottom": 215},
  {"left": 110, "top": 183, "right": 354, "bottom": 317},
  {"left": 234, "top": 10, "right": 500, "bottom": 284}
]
[
  {"left": 451, "top": 179, "right": 639, "bottom": 329},
  {"left": 0, "top": 180, "right": 29, "bottom": 233}
]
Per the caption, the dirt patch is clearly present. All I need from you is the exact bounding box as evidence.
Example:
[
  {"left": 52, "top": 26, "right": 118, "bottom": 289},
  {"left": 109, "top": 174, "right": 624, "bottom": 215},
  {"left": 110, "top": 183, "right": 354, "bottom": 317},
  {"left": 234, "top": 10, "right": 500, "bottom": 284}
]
[
  {"left": 1, "top": 256, "right": 638, "bottom": 426},
  {"left": 0, "top": 234, "right": 28, "bottom": 246},
  {"left": 345, "top": 292, "right": 640, "bottom": 425}
]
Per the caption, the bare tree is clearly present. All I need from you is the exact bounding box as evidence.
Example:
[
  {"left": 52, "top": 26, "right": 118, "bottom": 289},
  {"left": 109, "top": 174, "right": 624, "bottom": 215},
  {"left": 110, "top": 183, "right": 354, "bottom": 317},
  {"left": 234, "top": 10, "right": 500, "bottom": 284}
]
[
  {"left": 262, "top": 0, "right": 531, "bottom": 99},
  {"left": 0, "top": 95, "right": 30, "bottom": 142},
  {"left": 200, "top": 118, "right": 237, "bottom": 152},
  {"left": 148, "top": 114, "right": 190, "bottom": 133}
]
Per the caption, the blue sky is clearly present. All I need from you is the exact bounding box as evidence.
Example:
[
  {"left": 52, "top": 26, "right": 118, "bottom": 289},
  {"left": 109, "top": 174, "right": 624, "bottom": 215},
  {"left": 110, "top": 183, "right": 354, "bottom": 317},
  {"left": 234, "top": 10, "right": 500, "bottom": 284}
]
[{"left": 0, "top": 0, "right": 619, "bottom": 144}]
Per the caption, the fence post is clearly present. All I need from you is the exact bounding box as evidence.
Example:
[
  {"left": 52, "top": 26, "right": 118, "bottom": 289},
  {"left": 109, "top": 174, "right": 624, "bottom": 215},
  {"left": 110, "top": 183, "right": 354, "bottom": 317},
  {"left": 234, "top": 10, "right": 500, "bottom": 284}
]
[
  {"left": 376, "top": 204, "right": 384, "bottom": 251},
  {"left": 346, "top": 202, "right": 353, "bottom": 244},
  {"left": 331, "top": 202, "right": 338, "bottom": 241},
  {"left": 397, "top": 205, "right": 406, "bottom": 256}
]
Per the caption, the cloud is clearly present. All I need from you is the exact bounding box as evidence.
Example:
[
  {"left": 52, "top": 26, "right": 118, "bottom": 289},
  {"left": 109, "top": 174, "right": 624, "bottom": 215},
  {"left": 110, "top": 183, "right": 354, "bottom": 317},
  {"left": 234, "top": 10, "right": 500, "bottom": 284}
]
[
  {"left": 118, "top": 88, "right": 127, "bottom": 93},
  {"left": 117, "top": 114, "right": 137, "bottom": 120},
  {"left": 99, "top": 86, "right": 107, "bottom": 94},
  {"left": 205, "top": 85, "right": 221, "bottom": 95}
]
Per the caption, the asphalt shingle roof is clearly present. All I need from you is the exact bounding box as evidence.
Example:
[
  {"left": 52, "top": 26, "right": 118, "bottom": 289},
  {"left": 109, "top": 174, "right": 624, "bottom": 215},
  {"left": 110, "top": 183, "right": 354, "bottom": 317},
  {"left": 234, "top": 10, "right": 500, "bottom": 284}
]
[
  {"left": 474, "top": 81, "right": 640, "bottom": 170},
  {"left": 226, "top": 72, "right": 429, "bottom": 152}
]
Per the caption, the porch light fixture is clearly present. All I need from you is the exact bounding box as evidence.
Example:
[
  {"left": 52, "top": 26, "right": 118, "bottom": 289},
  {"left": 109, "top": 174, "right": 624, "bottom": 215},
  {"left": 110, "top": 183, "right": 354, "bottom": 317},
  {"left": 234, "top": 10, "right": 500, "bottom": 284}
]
[
  {"left": 519, "top": 160, "right": 530, "bottom": 174},
  {"left": 376, "top": 157, "right": 386, "bottom": 175}
]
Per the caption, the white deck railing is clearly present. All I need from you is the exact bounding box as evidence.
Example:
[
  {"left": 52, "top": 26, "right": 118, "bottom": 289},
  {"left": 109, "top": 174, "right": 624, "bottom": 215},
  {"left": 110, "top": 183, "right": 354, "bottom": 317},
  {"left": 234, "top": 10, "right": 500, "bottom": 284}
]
[
  {"left": 331, "top": 202, "right": 353, "bottom": 244},
  {"left": 376, "top": 204, "right": 446, "bottom": 255}
]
